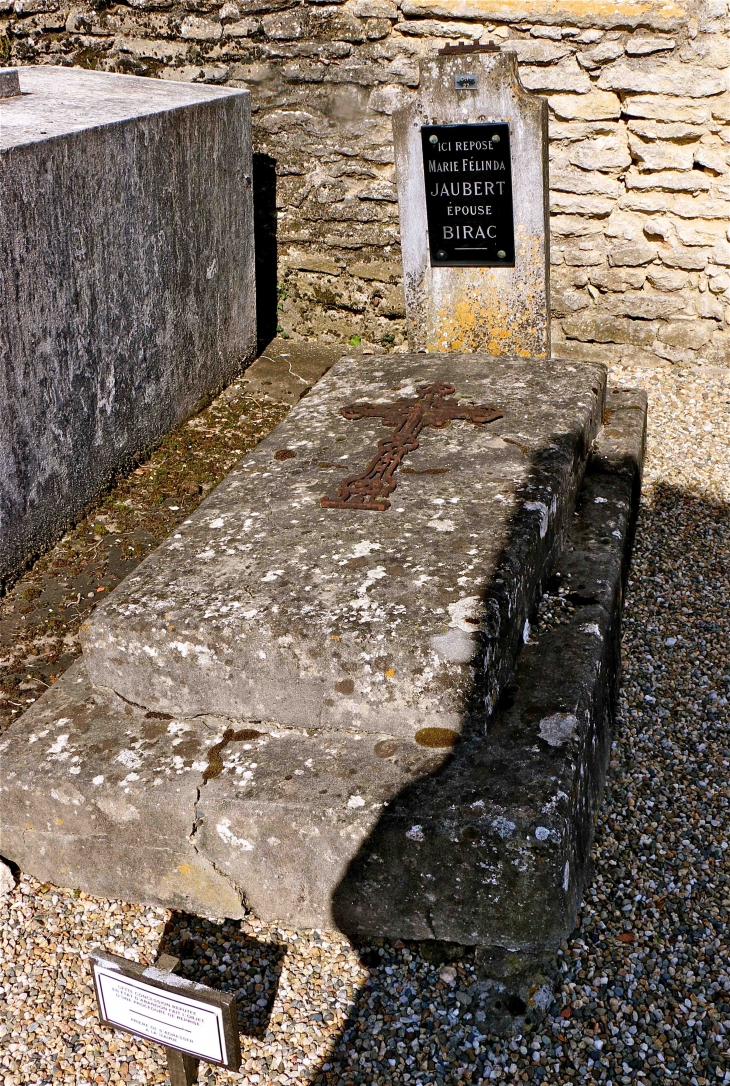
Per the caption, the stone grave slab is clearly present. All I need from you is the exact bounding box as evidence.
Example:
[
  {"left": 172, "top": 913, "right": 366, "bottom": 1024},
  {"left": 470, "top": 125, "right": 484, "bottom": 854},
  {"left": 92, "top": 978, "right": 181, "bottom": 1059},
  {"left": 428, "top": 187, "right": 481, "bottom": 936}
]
[
  {"left": 0, "top": 391, "right": 647, "bottom": 1010},
  {"left": 80, "top": 352, "right": 605, "bottom": 737}
]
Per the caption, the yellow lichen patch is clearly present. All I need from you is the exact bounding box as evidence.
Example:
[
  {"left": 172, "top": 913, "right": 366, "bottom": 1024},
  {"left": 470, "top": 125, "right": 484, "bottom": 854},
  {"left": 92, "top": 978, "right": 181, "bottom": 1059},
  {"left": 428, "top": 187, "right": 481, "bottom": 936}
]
[{"left": 425, "top": 229, "right": 548, "bottom": 356}]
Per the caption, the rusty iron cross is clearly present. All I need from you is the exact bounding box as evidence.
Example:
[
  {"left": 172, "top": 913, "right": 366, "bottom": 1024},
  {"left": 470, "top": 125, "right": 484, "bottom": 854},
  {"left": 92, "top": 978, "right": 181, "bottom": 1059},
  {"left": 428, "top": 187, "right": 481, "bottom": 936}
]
[{"left": 321, "top": 381, "right": 503, "bottom": 511}]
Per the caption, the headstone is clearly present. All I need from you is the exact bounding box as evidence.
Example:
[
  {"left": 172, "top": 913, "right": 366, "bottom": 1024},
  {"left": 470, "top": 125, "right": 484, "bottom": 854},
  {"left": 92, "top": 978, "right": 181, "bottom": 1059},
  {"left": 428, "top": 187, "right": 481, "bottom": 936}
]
[
  {"left": 393, "top": 46, "right": 550, "bottom": 357},
  {"left": 0, "top": 67, "right": 255, "bottom": 585}
]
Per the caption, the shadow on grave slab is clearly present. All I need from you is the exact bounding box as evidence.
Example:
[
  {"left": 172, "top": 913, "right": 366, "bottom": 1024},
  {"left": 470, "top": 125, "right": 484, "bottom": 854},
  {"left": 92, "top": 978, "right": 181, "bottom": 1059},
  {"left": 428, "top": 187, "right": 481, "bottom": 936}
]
[
  {"left": 319, "top": 402, "right": 647, "bottom": 1054},
  {"left": 156, "top": 912, "right": 286, "bottom": 1041}
]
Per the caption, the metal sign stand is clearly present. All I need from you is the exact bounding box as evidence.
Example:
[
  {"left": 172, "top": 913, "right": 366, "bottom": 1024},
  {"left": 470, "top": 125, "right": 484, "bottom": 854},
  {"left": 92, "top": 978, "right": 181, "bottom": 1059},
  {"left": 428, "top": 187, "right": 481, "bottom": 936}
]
[{"left": 154, "top": 956, "right": 200, "bottom": 1086}]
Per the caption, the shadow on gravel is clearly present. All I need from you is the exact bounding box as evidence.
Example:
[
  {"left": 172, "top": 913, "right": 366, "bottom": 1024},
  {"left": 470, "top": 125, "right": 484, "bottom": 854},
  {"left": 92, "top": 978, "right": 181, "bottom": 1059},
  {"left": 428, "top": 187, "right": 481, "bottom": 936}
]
[
  {"left": 308, "top": 481, "right": 730, "bottom": 1086},
  {"left": 156, "top": 912, "right": 286, "bottom": 1041}
]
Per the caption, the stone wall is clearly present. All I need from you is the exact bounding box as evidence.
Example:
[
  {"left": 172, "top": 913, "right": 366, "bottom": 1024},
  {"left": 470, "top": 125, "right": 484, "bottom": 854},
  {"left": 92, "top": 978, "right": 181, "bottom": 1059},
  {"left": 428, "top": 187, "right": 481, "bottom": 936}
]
[{"left": 4, "top": 0, "right": 729, "bottom": 364}]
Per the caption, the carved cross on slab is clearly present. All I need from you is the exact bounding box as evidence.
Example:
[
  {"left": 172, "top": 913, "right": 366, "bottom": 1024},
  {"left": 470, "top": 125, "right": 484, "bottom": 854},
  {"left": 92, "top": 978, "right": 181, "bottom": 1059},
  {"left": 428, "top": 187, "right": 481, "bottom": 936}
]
[{"left": 321, "top": 381, "right": 503, "bottom": 511}]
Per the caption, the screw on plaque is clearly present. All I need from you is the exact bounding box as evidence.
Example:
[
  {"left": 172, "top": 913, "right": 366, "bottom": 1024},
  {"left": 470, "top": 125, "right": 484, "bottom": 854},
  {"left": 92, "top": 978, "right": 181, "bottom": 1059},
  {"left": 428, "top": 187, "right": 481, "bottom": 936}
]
[
  {"left": 429, "top": 134, "right": 438, "bottom": 144},
  {"left": 497, "top": 250, "right": 506, "bottom": 259},
  {"left": 436, "top": 249, "right": 448, "bottom": 259},
  {"left": 492, "top": 133, "right": 501, "bottom": 142}
]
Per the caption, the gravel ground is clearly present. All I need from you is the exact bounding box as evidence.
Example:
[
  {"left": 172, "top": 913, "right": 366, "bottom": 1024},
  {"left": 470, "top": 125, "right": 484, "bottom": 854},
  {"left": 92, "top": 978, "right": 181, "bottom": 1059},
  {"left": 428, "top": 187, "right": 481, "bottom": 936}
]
[{"left": 1, "top": 359, "right": 729, "bottom": 1086}]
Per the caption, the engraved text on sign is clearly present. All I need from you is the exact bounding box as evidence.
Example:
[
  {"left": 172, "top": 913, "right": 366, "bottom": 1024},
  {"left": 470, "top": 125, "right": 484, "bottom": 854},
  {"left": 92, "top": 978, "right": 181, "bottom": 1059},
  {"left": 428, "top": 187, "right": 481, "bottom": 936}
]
[{"left": 421, "top": 122, "right": 515, "bottom": 268}]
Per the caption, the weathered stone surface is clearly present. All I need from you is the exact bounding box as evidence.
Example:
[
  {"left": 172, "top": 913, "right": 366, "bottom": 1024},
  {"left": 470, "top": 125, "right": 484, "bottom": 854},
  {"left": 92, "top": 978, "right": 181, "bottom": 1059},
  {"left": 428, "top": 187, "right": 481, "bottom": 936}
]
[
  {"left": 0, "top": 67, "right": 255, "bottom": 585},
  {"left": 82, "top": 354, "right": 606, "bottom": 735},
  {"left": 0, "top": 392, "right": 646, "bottom": 954},
  {"left": 0, "top": 68, "right": 20, "bottom": 98},
  {"left": 394, "top": 51, "right": 550, "bottom": 357},
  {"left": 597, "top": 59, "right": 726, "bottom": 97},
  {"left": 399, "top": 0, "right": 687, "bottom": 31},
  {"left": 548, "top": 90, "right": 621, "bottom": 120}
]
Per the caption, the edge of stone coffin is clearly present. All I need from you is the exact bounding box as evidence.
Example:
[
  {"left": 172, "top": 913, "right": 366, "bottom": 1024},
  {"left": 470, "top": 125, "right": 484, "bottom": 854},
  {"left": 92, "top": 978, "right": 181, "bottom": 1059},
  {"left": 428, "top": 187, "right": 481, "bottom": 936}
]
[
  {"left": 80, "top": 353, "right": 607, "bottom": 736},
  {"left": 0, "top": 390, "right": 646, "bottom": 949}
]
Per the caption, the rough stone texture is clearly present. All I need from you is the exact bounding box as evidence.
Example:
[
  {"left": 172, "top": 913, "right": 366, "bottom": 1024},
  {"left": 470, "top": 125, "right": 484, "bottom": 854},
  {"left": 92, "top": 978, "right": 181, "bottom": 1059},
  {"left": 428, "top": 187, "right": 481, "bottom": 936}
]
[
  {"left": 2, "top": 2, "right": 727, "bottom": 362},
  {"left": 81, "top": 353, "right": 605, "bottom": 733},
  {"left": 0, "top": 389, "right": 646, "bottom": 974},
  {"left": 0, "top": 66, "right": 255, "bottom": 585},
  {"left": 0, "top": 66, "right": 19, "bottom": 96},
  {"left": 393, "top": 50, "right": 549, "bottom": 357}
]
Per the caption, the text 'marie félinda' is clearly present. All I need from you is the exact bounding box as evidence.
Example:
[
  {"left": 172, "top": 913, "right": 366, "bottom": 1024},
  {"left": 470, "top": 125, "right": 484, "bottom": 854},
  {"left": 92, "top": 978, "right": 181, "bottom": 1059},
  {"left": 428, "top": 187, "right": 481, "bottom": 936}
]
[{"left": 421, "top": 122, "right": 515, "bottom": 268}]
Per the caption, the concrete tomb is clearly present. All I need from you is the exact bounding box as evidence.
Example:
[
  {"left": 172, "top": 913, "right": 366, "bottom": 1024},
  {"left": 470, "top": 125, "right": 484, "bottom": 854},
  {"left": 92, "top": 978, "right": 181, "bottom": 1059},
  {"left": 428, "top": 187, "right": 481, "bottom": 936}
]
[
  {"left": 0, "top": 50, "right": 646, "bottom": 1021},
  {"left": 0, "top": 66, "right": 255, "bottom": 585}
]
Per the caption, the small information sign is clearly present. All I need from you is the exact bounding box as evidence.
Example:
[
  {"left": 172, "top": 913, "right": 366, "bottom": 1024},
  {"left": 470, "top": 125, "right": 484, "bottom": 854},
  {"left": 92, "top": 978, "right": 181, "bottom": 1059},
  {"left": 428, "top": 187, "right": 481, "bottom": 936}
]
[
  {"left": 421, "top": 122, "right": 515, "bottom": 268},
  {"left": 90, "top": 951, "right": 241, "bottom": 1083}
]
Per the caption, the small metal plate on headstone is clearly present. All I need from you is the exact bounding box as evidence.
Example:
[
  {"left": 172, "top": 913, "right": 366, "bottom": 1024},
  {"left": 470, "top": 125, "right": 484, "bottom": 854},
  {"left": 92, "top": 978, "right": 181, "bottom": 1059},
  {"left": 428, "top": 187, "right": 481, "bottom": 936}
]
[
  {"left": 90, "top": 951, "right": 241, "bottom": 1072},
  {"left": 454, "top": 73, "right": 477, "bottom": 90},
  {"left": 421, "top": 122, "right": 515, "bottom": 268}
]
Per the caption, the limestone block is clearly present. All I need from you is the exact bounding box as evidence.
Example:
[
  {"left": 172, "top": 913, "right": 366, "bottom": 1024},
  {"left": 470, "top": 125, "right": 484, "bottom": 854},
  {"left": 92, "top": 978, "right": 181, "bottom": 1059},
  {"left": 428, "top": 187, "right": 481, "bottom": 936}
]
[
  {"left": 711, "top": 94, "right": 730, "bottom": 121},
  {"left": 548, "top": 90, "right": 621, "bottom": 120},
  {"left": 642, "top": 217, "right": 674, "bottom": 241},
  {"left": 180, "top": 15, "right": 222, "bottom": 39},
  {"left": 576, "top": 41, "right": 624, "bottom": 69},
  {"left": 520, "top": 56, "right": 591, "bottom": 94},
  {"left": 691, "top": 292, "right": 724, "bottom": 323},
  {"left": 262, "top": 8, "right": 309, "bottom": 38},
  {"left": 550, "top": 193, "right": 614, "bottom": 216},
  {"left": 646, "top": 267, "right": 690, "bottom": 290},
  {"left": 375, "top": 282, "right": 406, "bottom": 316},
  {"left": 353, "top": 0, "right": 397, "bottom": 15},
  {"left": 597, "top": 60, "right": 726, "bottom": 97},
  {"left": 602, "top": 292, "right": 686, "bottom": 318},
  {"left": 568, "top": 131, "right": 631, "bottom": 171},
  {"left": 562, "top": 242, "right": 606, "bottom": 265},
  {"left": 551, "top": 165, "right": 622, "bottom": 197},
  {"left": 549, "top": 120, "right": 618, "bottom": 142},
  {"left": 589, "top": 267, "right": 648, "bottom": 291},
  {"left": 712, "top": 242, "right": 730, "bottom": 265},
  {"left": 562, "top": 311, "right": 658, "bottom": 345},
  {"left": 625, "top": 35, "right": 676, "bottom": 54},
  {"left": 627, "top": 120, "right": 703, "bottom": 141},
  {"left": 630, "top": 136, "right": 695, "bottom": 171},
  {"left": 625, "top": 169, "right": 711, "bottom": 191},
  {"left": 676, "top": 220, "right": 728, "bottom": 245},
  {"left": 552, "top": 216, "right": 606, "bottom": 238},
  {"left": 708, "top": 272, "right": 730, "bottom": 293},
  {"left": 657, "top": 319, "right": 713, "bottom": 348},
  {"left": 503, "top": 38, "right": 572, "bottom": 64},
  {"left": 623, "top": 94, "right": 714, "bottom": 122},
  {"left": 368, "top": 83, "right": 415, "bottom": 114},
  {"left": 395, "top": 19, "right": 482, "bottom": 37},
  {"left": 398, "top": 0, "right": 686, "bottom": 31},
  {"left": 660, "top": 246, "right": 711, "bottom": 269},
  {"left": 0, "top": 68, "right": 255, "bottom": 585},
  {"left": 608, "top": 244, "right": 658, "bottom": 266},
  {"left": 694, "top": 146, "right": 728, "bottom": 174},
  {"left": 623, "top": 194, "right": 730, "bottom": 219}
]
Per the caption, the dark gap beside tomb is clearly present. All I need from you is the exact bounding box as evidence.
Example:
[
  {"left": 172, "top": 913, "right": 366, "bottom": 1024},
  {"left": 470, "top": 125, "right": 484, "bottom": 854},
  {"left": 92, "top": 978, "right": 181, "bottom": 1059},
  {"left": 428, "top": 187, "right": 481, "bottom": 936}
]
[
  {"left": 253, "top": 153, "right": 279, "bottom": 352},
  {"left": 156, "top": 912, "right": 285, "bottom": 1040}
]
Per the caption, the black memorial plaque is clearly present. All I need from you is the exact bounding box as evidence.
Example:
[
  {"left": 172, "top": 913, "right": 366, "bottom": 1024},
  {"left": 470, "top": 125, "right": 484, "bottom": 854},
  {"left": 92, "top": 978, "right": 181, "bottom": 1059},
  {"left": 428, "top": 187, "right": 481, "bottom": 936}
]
[{"left": 421, "top": 122, "right": 515, "bottom": 268}]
